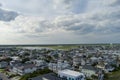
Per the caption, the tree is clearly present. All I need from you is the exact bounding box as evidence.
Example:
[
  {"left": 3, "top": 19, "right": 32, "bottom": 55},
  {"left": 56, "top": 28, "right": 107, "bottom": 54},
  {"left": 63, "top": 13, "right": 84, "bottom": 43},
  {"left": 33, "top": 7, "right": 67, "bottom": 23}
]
[
  {"left": 21, "top": 58, "right": 30, "bottom": 63},
  {"left": 91, "top": 75, "right": 98, "bottom": 80},
  {"left": 19, "top": 68, "right": 52, "bottom": 80}
]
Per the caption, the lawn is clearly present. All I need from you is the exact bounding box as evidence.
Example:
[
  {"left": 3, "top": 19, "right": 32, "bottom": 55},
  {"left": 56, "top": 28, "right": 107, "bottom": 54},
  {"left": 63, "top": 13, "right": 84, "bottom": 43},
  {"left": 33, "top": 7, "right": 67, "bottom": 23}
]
[
  {"left": 19, "top": 68, "right": 52, "bottom": 80},
  {"left": 105, "top": 71, "right": 120, "bottom": 80},
  {"left": 0, "top": 69, "right": 5, "bottom": 73}
]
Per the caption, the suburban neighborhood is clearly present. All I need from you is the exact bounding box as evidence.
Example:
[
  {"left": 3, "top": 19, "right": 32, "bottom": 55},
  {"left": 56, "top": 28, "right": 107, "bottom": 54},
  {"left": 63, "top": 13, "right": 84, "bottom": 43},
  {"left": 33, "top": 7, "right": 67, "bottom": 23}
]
[
  {"left": 0, "top": 0, "right": 119, "bottom": 80},
  {"left": 0, "top": 44, "right": 119, "bottom": 80}
]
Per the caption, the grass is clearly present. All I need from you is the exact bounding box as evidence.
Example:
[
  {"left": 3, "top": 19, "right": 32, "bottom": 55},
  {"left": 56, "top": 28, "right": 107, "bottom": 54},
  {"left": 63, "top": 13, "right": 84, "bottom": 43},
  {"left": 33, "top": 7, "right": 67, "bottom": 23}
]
[
  {"left": 17, "top": 44, "right": 120, "bottom": 50},
  {"left": 0, "top": 69, "right": 5, "bottom": 72},
  {"left": 19, "top": 68, "right": 52, "bottom": 80},
  {"left": 46, "top": 45, "right": 78, "bottom": 50},
  {"left": 105, "top": 70, "right": 120, "bottom": 80}
]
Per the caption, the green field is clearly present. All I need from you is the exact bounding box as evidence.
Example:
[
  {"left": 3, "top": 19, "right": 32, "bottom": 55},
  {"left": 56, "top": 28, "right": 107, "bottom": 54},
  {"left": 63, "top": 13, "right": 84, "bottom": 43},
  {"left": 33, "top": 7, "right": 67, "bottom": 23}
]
[
  {"left": 0, "top": 69, "right": 5, "bottom": 73},
  {"left": 105, "top": 71, "right": 120, "bottom": 80},
  {"left": 15, "top": 43, "right": 120, "bottom": 50},
  {"left": 45, "top": 45, "right": 79, "bottom": 50}
]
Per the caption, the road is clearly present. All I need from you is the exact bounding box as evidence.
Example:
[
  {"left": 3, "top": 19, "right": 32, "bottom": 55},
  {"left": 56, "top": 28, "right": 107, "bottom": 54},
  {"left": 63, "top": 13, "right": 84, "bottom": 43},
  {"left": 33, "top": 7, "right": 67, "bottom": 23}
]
[{"left": 0, "top": 73, "right": 9, "bottom": 80}]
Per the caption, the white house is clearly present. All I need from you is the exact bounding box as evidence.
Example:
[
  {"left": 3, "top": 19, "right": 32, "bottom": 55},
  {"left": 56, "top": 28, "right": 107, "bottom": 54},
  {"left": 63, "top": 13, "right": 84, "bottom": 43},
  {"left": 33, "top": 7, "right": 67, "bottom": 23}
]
[
  {"left": 32, "top": 60, "right": 47, "bottom": 69},
  {"left": 11, "top": 56, "right": 20, "bottom": 61},
  {"left": 73, "top": 56, "right": 82, "bottom": 66},
  {"left": 33, "top": 60, "right": 47, "bottom": 67},
  {"left": 48, "top": 60, "right": 71, "bottom": 72},
  {"left": 58, "top": 69, "right": 85, "bottom": 80},
  {"left": 12, "top": 64, "right": 37, "bottom": 75},
  {"left": 81, "top": 65, "right": 100, "bottom": 77}
]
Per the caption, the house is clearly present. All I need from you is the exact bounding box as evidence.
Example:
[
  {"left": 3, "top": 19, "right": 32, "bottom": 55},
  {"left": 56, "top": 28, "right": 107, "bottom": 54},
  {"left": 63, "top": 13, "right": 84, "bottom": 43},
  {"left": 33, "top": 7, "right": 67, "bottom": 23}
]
[
  {"left": 12, "top": 63, "right": 37, "bottom": 75},
  {"left": 81, "top": 65, "right": 100, "bottom": 77},
  {"left": 81, "top": 59, "right": 86, "bottom": 66},
  {"left": 33, "top": 60, "right": 47, "bottom": 67},
  {"left": 0, "top": 61, "right": 8, "bottom": 68},
  {"left": 10, "top": 60, "right": 21, "bottom": 67},
  {"left": 48, "top": 60, "right": 71, "bottom": 72},
  {"left": 104, "top": 64, "right": 114, "bottom": 72},
  {"left": 73, "top": 56, "right": 82, "bottom": 66},
  {"left": 58, "top": 69, "right": 85, "bottom": 80},
  {"left": 90, "top": 57, "right": 98, "bottom": 64},
  {"left": 11, "top": 56, "right": 20, "bottom": 61},
  {"left": 73, "top": 55, "right": 87, "bottom": 67},
  {"left": 96, "top": 61, "right": 114, "bottom": 73},
  {"left": 33, "top": 60, "right": 47, "bottom": 69},
  {"left": 28, "top": 73, "right": 61, "bottom": 80}
]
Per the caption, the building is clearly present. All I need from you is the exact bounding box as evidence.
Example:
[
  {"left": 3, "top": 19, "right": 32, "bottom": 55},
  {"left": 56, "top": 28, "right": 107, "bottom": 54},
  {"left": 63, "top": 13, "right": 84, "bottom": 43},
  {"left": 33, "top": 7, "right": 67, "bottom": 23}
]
[
  {"left": 0, "top": 61, "right": 8, "bottom": 68},
  {"left": 96, "top": 61, "right": 114, "bottom": 73},
  {"left": 33, "top": 60, "right": 47, "bottom": 69},
  {"left": 73, "top": 56, "right": 81, "bottom": 66},
  {"left": 28, "top": 73, "right": 61, "bottom": 80},
  {"left": 11, "top": 56, "right": 20, "bottom": 61},
  {"left": 48, "top": 60, "right": 71, "bottom": 72},
  {"left": 104, "top": 63, "right": 114, "bottom": 72},
  {"left": 12, "top": 64, "right": 37, "bottom": 75},
  {"left": 58, "top": 69, "right": 85, "bottom": 80},
  {"left": 81, "top": 65, "right": 100, "bottom": 77},
  {"left": 33, "top": 60, "right": 47, "bottom": 67}
]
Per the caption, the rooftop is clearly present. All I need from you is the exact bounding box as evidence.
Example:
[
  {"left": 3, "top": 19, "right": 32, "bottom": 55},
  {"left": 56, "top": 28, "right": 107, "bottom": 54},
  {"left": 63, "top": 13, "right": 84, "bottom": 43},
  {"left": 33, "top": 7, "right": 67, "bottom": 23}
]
[
  {"left": 58, "top": 69, "right": 84, "bottom": 77},
  {"left": 82, "top": 65, "right": 100, "bottom": 71},
  {"left": 16, "top": 64, "right": 36, "bottom": 70},
  {"left": 29, "top": 73, "right": 61, "bottom": 80}
]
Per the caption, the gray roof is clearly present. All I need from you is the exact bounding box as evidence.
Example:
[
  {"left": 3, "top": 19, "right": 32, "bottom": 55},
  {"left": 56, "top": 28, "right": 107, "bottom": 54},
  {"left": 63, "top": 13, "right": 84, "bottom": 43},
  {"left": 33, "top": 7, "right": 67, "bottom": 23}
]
[
  {"left": 82, "top": 65, "right": 100, "bottom": 71},
  {"left": 29, "top": 73, "right": 61, "bottom": 80},
  {"left": 17, "top": 64, "right": 36, "bottom": 70},
  {"left": 0, "top": 61, "right": 8, "bottom": 64}
]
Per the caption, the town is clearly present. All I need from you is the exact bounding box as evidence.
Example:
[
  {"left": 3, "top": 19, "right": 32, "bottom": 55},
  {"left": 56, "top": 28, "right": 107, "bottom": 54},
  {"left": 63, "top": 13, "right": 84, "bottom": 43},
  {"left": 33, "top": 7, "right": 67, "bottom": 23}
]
[{"left": 0, "top": 44, "right": 119, "bottom": 80}]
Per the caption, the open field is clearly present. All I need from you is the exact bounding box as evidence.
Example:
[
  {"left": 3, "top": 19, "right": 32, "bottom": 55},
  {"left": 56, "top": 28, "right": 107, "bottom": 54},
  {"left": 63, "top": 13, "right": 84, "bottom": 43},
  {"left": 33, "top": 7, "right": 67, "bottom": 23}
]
[
  {"left": 0, "top": 43, "right": 120, "bottom": 47},
  {"left": 0, "top": 43, "right": 120, "bottom": 50},
  {"left": 105, "top": 71, "right": 120, "bottom": 80},
  {"left": 18, "top": 45, "right": 79, "bottom": 50},
  {"left": 45, "top": 45, "right": 79, "bottom": 50}
]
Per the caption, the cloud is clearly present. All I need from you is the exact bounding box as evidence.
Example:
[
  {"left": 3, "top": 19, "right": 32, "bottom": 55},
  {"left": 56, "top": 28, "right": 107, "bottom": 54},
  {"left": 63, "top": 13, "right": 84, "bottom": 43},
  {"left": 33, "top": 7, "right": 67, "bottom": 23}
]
[
  {"left": 0, "top": 8, "right": 18, "bottom": 21},
  {"left": 0, "top": 3, "right": 2, "bottom": 7},
  {"left": 109, "top": 0, "right": 120, "bottom": 6},
  {"left": 0, "top": 0, "right": 89, "bottom": 16},
  {"left": 0, "top": 0, "right": 120, "bottom": 44},
  {"left": 1, "top": 7, "right": 119, "bottom": 36}
]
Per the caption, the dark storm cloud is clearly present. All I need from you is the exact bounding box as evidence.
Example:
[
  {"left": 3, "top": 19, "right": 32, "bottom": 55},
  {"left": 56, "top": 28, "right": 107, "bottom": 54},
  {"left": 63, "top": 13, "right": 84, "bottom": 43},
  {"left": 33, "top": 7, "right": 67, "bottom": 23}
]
[{"left": 0, "top": 8, "right": 18, "bottom": 22}]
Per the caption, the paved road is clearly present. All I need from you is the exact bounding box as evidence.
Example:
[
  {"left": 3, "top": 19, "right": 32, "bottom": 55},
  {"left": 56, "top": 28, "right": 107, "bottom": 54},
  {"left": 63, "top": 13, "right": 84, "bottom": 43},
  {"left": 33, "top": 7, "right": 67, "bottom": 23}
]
[{"left": 0, "top": 73, "right": 9, "bottom": 80}]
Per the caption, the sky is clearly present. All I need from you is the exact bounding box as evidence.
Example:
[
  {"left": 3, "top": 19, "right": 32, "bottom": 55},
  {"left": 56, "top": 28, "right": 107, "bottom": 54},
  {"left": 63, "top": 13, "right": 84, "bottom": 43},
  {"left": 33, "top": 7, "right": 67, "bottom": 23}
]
[{"left": 0, "top": 0, "right": 120, "bottom": 44}]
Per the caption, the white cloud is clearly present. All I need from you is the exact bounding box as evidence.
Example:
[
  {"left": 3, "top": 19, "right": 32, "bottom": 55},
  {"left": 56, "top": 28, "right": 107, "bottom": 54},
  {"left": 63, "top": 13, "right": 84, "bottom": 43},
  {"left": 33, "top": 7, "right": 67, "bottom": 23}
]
[
  {"left": 0, "top": 0, "right": 120, "bottom": 44},
  {"left": 0, "top": 0, "right": 88, "bottom": 16}
]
